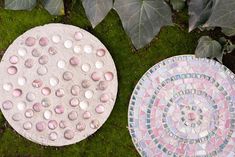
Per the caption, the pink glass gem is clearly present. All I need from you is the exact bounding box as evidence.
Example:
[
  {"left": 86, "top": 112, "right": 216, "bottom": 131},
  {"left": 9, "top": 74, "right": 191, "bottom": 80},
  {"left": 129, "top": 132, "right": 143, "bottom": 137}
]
[
  {"left": 59, "top": 120, "right": 67, "bottom": 129},
  {"left": 69, "top": 98, "right": 80, "bottom": 107},
  {"left": 9, "top": 55, "right": 18, "bottom": 64},
  {"left": 12, "top": 113, "right": 22, "bottom": 121},
  {"left": 48, "top": 120, "right": 58, "bottom": 130},
  {"left": 41, "top": 98, "right": 51, "bottom": 107},
  {"left": 2, "top": 100, "right": 13, "bottom": 110},
  {"left": 26, "top": 92, "right": 36, "bottom": 102},
  {"left": 23, "top": 121, "right": 32, "bottom": 130},
  {"left": 74, "top": 32, "right": 83, "bottom": 41},
  {"left": 68, "top": 111, "right": 78, "bottom": 121},
  {"left": 71, "top": 85, "right": 80, "bottom": 96},
  {"left": 81, "top": 80, "right": 90, "bottom": 88},
  {"left": 100, "top": 94, "right": 110, "bottom": 103},
  {"left": 31, "top": 48, "right": 41, "bottom": 57},
  {"left": 90, "top": 119, "right": 100, "bottom": 129},
  {"left": 76, "top": 122, "right": 86, "bottom": 131},
  {"left": 25, "top": 109, "right": 34, "bottom": 118},
  {"left": 41, "top": 87, "right": 51, "bottom": 96},
  {"left": 48, "top": 47, "right": 57, "bottom": 55},
  {"left": 95, "top": 104, "right": 105, "bottom": 114},
  {"left": 64, "top": 129, "right": 75, "bottom": 140},
  {"left": 12, "top": 89, "right": 22, "bottom": 97},
  {"left": 39, "top": 37, "right": 49, "bottom": 47},
  {"left": 54, "top": 105, "right": 64, "bottom": 114},
  {"left": 7, "top": 66, "right": 17, "bottom": 75},
  {"left": 38, "top": 55, "right": 49, "bottom": 65},
  {"left": 96, "top": 49, "right": 106, "bottom": 57},
  {"left": 36, "top": 121, "right": 46, "bottom": 132},
  {"left": 24, "top": 58, "right": 34, "bottom": 68},
  {"left": 63, "top": 71, "right": 73, "bottom": 81},
  {"left": 187, "top": 112, "right": 196, "bottom": 121},
  {"left": 97, "top": 81, "right": 108, "bottom": 91},
  {"left": 104, "top": 72, "right": 114, "bottom": 81},
  {"left": 83, "top": 111, "right": 91, "bottom": 119},
  {"left": 69, "top": 57, "right": 79, "bottom": 66},
  {"left": 33, "top": 103, "right": 43, "bottom": 112},
  {"left": 55, "top": 88, "right": 65, "bottom": 97},
  {"left": 49, "top": 132, "right": 58, "bottom": 141},
  {"left": 32, "top": 79, "right": 43, "bottom": 88},
  {"left": 25, "top": 37, "right": 36, "bottom": 47},
  {"left": 37, "top": 66, "right": 48, "bottom": 75},
  {"left": 91, "top": 72, "right": 101, "bottom": 81}
]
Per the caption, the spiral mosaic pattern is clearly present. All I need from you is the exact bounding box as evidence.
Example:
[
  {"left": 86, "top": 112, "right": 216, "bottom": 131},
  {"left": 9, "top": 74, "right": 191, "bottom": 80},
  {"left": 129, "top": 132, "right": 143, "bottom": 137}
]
[
  {"left": 0, "top": 24, "right": 118, "bottom": 146},
  {"left": 128, "top": 55, "right": 235, "bottom": 157}
]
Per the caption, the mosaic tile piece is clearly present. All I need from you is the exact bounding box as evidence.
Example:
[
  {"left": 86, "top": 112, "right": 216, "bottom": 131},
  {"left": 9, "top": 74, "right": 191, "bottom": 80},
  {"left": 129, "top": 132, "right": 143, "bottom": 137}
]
[
  {"left": 0, "top": 24, "right": 118, "bottom": 146},
  {"left": 128, "top": 55, "right": 235, "bottom": 157}
]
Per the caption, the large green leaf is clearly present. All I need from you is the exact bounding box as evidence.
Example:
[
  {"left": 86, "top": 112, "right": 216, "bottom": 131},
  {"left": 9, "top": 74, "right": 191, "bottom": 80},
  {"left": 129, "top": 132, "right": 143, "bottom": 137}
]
[
  {"left": 188, "top": 0, "right": 214, "bottom": 32},
  {"left": 5, "top": 0, "right": 36, "bottom": 10},
  {"left": 195, "top": 36, "right": 222, "bottom": 62},
  {"left": 43, "top": 0, "right": 64, "bottom": 15},
  {"left": 114, "top": 0, "right": 172, "bottom": 49},
  {"left": 205, "top": 0, "right": 235, "bottom": 33},
  {"left": 82, "top": 0, "right": 113, "bottom": 28}
]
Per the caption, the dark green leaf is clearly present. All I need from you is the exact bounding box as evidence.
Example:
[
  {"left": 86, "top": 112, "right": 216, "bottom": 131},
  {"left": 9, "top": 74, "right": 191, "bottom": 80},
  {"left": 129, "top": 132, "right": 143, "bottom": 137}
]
[
  {"left": 205, "top": 0, "right": 235, "bottom": 31},
  {"left": 82, "top": 0, "right": 113, "bottom": 28},
  {"left": 5, "top": 0, "right": 36, "bottom": 10},
  {"left": 188, "top": 0, "right": 214, "bottom": 32},
  {"left": 114, "top": 0, "right": 172, "bottom": 49},
  {"left": 43, "top": 0, "right": 64, "bottom": 15},
  {"left": 195, "top": 36, "right": 222, "bottom": 61}
]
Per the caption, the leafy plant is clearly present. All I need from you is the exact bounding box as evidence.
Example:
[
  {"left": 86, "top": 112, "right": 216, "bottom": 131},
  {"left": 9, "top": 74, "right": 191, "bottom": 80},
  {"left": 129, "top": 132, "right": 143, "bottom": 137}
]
[
  {"left": 114, "top": 0, "right": 172, "bottom": 49},
  {"left": 5, "top": 0, "right": 64, "bottom": 15},
  {"left": 4, "top": 0, "right": 174, "bottom": 49},
  {"left": 188, "top": 0, "right": 235, "bottom": 62},
  {"left": 188, "top": 0, "right": 235, "bottom": 35},
  {"left": 188, "top": 0, "right": 214, "bottom": 32},
  {"left": 195, "top": 36, "right": 235, "bottom": 63},
  {"left": 3, "top": 0, "right": 235, "bottom": 52},
  {"left": 5, "top": 0, "right": 37, "bottom": 10},
  {"left": 169, "top": 0, "right": 186, "bottom": 11},
  {"left": 195, "top": 36, "right": 222, "bottom": 62},
  {"left": 43, "top": 0, "right": 64, "bottom": 15},
  {"left": 82, "top": 0, "right": 113, "bottom": 28}
]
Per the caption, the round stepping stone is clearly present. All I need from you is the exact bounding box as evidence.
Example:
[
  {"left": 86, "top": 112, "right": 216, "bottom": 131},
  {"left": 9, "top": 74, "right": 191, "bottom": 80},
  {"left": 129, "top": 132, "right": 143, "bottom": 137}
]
[
  {"left": 128, "top": 55, "right": 235, "bottom": 157},
  {"left": 0, "top": 24, "right": 118, "bottom": 146}
]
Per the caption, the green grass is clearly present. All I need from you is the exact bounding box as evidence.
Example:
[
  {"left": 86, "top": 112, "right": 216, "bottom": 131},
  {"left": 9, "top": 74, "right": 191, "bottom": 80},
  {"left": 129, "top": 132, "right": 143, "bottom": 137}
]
[{"left": 0, "top": 1, "right": 201, "bottom": 157}]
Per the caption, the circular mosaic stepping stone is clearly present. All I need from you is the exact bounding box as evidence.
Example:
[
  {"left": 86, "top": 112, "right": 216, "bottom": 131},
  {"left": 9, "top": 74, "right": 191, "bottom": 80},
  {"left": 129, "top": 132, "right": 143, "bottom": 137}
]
[
  {"left": 128, "top": 55, "right": 235, "bottom": 157},
  {"left": 0, "top": 24, "right": 118, "bottom": 146}
]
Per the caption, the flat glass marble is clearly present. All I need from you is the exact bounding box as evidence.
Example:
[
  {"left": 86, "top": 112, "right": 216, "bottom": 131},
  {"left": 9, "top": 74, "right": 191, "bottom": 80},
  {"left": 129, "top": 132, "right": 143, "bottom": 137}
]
[
  {"left": 0, "top": 24, "right": 118, "bottom": 146},
  {"left": 128, "top": 55, "right": 235, "bottom": 157}
]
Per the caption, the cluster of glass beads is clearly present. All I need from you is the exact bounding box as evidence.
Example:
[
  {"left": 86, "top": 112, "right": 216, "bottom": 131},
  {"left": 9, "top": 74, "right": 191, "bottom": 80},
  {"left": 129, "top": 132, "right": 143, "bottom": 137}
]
[{"left": 0, "top": 24, "right": 117, "bottom": 146}]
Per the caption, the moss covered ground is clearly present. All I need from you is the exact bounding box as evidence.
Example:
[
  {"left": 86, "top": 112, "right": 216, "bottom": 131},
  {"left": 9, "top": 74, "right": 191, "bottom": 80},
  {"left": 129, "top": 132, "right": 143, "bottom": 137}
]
[{"left": 0, "top": 1, "right": 202, "bottom": 157}]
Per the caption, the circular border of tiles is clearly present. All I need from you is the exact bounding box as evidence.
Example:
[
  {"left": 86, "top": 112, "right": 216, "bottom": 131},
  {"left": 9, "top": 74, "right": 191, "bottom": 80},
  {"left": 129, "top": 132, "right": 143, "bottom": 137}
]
[{"left": 128, "top": 55, "right": 235, "bottom": 157}]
